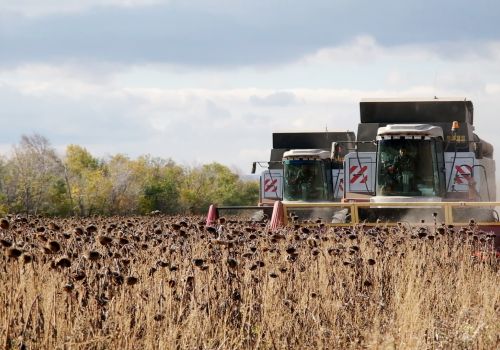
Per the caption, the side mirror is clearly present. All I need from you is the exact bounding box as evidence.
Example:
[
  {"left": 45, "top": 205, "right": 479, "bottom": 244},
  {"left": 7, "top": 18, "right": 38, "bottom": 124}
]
[{"left": 251, "top": 162, "right": 256, "bottom": 174}]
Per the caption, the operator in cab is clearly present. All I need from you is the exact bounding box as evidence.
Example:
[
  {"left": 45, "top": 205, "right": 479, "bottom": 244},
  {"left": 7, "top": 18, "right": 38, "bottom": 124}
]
[
  {"left": 381, "top": 146, "right": 417, "bottom": 195},
  {"left": 393, "top": 147, "right": 415, "bottom": 172},
  {"left": 391, "top": 147, "right": 416, "bottom": 193},
  {"left": 285, "top": 162, "right": 322, "bottom": 201}
]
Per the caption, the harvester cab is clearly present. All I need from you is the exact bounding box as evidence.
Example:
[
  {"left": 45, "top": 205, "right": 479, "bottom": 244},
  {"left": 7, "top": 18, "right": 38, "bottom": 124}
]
[
  {"left": 373, "top": 124, "right": 445, "bottom": 201},
  {"left": 282, "top": 149, "right": 332, "bottom": 202}
]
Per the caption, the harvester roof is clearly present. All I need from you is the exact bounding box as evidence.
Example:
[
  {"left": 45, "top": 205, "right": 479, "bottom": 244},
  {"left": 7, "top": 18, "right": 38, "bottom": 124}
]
[
  {"left": 283, "top": 149, "right": 330, "bottom": 160},
  {"left": 377, "top": 124, "right": 444, "bottom": 139}
]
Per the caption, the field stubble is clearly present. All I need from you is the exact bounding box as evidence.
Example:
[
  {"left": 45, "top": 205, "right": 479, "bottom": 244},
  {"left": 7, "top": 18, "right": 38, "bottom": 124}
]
[{"left": 0, "top": 215, "right": 498, "bottom": 349}]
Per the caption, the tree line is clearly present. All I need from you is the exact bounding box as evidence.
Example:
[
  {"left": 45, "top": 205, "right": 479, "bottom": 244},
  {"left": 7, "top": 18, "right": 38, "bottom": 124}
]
[{"left": 0, "top": 134, "right": 259, "bottom": 217}]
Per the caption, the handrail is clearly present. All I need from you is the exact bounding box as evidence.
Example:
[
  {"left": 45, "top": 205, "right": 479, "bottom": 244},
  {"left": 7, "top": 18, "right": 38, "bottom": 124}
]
[
  {"left": 217, "top": 206, "right": 272, "bottom": 210},
  {"left": 281, "top": 201, "right": 500, "bottom": 226}
]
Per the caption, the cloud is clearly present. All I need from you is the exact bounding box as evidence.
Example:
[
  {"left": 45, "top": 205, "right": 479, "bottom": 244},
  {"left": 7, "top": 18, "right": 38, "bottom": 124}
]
[
  {"left": 303, "top": 36, "right": 500, "bottom": 65},
  {"left": 249, "top": 91, "right": 299, "bottom": 107},
  {"left": 485, "top": 84, "right": 500, "bottom": 95},
  {"left": 2, "top": 75, "right": 499, "bottom": 171},
  {"left": 1, "top": 37, "right": 500, "bottom": 172},
  {"left": 205, "top": 100, "right": 231, "bottom": 120},
  {"left": 0, "top": 1, "right": 499, "bottom": 68},
  {"left": 0, "top": 0, "right": 167, "bottom": 17}
]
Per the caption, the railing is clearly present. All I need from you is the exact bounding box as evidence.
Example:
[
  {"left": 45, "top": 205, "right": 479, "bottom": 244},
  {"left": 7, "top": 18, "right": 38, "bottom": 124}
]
[
  {"left": 282, "top": 201, "right": 500, "bottom": 227},
  {"left": 215, "top": 205, "right": 275, "bottom": 219}
]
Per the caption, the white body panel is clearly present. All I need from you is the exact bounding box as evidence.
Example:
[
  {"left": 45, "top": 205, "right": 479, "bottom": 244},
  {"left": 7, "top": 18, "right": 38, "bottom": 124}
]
[
  {"left": 260, "top": 169, "right": 283, "bottom": 201},
  {"left": 475, "top": 157, "right": 496, "bottom": 201},
  {"left": 344, "top": 152, "right": 377, "bottom": 195},
  {"left": 332, "top": 168, "right": 344, "bottom": 199},
  {"left": 444, "top": 152, "right": 496, "bottom": 201},
  {"left": 444, "top": 152, "right": 476, "bottom": 193}
]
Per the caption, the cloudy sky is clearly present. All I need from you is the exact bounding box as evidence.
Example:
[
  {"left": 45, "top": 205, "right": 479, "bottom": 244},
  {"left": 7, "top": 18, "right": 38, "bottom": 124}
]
[{"left": 1, "top": 0, "right": 499, "bottom": 173}]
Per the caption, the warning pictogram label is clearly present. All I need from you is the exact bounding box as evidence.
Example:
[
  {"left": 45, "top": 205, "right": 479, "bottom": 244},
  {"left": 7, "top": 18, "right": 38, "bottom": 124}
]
[
  {"left": 349, "top": 165, "right": 368, "bottom": 184},
  {"left": 345, "top": 155, "right": 375, "bottom": 194},
  {"left": 454, "top": 165, "right": 472, "bottom": 184},
  {"left": 262, "top": 171, "right": 282, "bottom": 200},
  {"left": 264, "top": 178, "right": 278, "bottom": 193}
]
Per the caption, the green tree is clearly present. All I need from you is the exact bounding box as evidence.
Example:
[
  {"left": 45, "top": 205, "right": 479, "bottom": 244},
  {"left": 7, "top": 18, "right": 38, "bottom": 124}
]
[
  {"left": 179, "top": 162, "right": 257, "bottom": 214},
  {"left": 64, "top": 144, "right": 108, "bottom": 216},
  {"left": 135, "top": 156, "right": 183, "bottom": 214},
  {"left": 106, "top": 154, "right": 142, "bottom": 214},
  {"left": 85, "top": 167, "right": 112, "bottom": 215},
  {"left": 46, "top": 179, "right": 72, "bottom": 216},
  {"left": 10, "top": 134, "right": 64, "bottom": 215},
  {"left": 0, "top": 157, "right": 10, "bottom": 216},
  {"left": 0, "top": 137, "right": 259, "bottom": 216},
  {"left": 225, "top": 180, "right": 260, "bottom": 206}
]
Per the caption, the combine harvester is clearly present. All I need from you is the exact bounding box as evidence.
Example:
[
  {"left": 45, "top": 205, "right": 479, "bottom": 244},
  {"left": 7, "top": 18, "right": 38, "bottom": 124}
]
[{"left": 208, "top": 98, "right": 500, "bottom": 252}]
